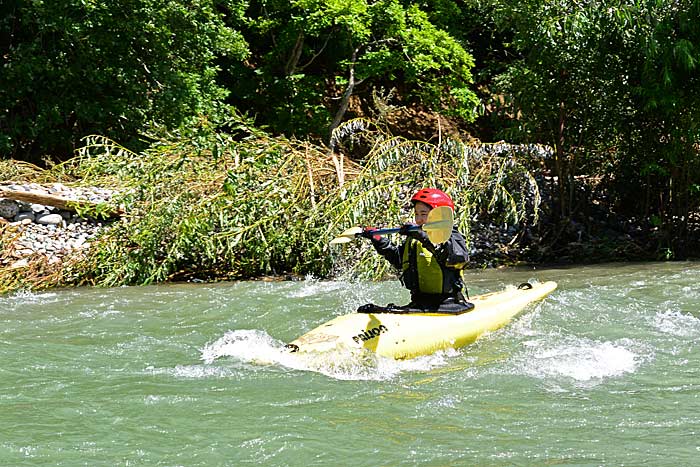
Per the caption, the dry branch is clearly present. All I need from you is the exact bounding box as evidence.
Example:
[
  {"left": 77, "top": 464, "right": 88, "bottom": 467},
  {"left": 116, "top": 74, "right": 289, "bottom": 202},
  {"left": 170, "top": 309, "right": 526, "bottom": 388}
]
[{"left": 0, "top": 188, "right": 123, "bottom": 217}]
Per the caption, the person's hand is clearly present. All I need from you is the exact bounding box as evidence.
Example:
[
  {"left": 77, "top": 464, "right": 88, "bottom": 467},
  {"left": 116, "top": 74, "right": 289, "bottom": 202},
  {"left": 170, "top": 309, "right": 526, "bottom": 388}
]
[
  {"left": 359, "top": 226, "right": 381, "bottom": 241},
  {"left": 398, "top": 222, "right": 418, "bottom": 236},
  {"left": 399, "top": 223, "right": 430, "bottom": 243}
]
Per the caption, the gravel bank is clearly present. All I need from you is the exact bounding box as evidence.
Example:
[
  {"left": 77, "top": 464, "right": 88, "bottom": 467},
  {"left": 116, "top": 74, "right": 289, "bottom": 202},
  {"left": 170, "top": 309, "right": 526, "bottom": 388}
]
[{"left": 1, "top": 182, "right": 113, "bottom": 270}]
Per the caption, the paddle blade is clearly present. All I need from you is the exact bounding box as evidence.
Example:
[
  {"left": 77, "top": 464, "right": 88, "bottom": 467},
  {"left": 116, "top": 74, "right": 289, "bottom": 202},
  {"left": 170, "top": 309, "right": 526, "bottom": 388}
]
[
  {"left": 422, "top": 206, "right": 454, "bottom": 244},
  {"left": 426, "top": 205, "right": 453, "bottom": 224},
  {"left": 330, "top": 226, "right": 363, "bottom": 244}
]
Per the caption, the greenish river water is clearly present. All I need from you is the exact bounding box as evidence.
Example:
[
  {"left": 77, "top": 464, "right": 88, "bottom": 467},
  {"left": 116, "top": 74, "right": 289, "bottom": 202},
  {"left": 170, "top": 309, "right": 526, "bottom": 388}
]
[{"left": 1, "top": 262, "right": 699, "bottom": 466}]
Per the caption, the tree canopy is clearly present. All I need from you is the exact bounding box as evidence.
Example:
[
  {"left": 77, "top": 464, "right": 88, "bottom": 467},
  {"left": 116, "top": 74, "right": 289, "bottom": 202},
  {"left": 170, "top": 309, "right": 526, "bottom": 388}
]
[
  {"left": 1, "top": 0, "right": 248, "bottom": 159},
  {"left": 224, "top": 0, "right": 479, "bottom": 137}
]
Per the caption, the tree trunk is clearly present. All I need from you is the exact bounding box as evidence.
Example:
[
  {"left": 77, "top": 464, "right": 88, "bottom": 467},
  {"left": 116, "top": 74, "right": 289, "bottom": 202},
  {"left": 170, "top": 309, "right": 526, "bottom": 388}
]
[
  {"left": 284, "top": 31, "right": 304, "bottom": 76},
  {"left": 329, "top": 46, "right": 361, "bottom": 137},
  {"left": 555, "top": 99, "right": 569, "bottom": 219}
]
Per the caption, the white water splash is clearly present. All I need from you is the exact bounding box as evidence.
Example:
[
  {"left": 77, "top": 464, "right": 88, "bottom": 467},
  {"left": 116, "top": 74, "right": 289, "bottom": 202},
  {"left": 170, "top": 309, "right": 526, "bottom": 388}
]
[
  {"left": 511, "top": 337, "right": 649, "bottom": 383},
  {"left": 2, "top": 289, "right": 59, "bottom": 305},
  {"left": 200, "top": 329, "right": 284, "bottom": 364},
  {"left": 199, "top": 329, "right": 451, "bottom": 381},
  {"left": 284, "top": 277, "right": 347, "bottom": 298},
  {"left": 652, "top": 310, "right": 700, "bottom": 337}
]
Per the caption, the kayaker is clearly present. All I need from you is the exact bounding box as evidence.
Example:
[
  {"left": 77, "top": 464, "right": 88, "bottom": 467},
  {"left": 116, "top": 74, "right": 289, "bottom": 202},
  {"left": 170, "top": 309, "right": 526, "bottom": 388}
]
[{"left": 358, "top": 188, "right": 474, "bottom": 314}]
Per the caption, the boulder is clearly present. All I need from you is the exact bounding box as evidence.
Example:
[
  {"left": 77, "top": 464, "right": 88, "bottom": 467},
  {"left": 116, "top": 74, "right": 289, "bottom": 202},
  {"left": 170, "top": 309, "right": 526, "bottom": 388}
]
[
  {"left": 0, "top": 199, "right": 19, "bottom": 219},
  {"left": 36, "top": 213, "right": 64, "bottom": 226}
]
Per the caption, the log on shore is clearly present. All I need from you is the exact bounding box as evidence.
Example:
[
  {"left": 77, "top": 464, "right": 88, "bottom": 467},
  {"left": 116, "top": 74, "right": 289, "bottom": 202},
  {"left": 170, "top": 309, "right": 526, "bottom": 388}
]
[{"left": 0, "top": 188, "right": 123, "bottom": 217}]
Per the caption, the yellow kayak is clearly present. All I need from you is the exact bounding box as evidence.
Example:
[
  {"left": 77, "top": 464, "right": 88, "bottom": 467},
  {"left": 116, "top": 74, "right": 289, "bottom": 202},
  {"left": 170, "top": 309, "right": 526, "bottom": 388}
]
[{"left": 286, "top": 281, "right": 557, "bottom": 360}]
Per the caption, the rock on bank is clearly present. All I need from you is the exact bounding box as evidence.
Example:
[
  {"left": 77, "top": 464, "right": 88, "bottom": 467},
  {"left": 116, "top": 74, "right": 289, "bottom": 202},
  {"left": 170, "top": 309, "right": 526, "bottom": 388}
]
[{"left": 0, "top": 182, "right": 114, "bottom": 270}]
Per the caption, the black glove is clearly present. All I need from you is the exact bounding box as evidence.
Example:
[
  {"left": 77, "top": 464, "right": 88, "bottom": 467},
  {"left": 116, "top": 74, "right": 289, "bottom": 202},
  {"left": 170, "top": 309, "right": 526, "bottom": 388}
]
[
  {"left": 399, "top": 223, "right": 430, "bottom": 243},
  {"left": 359, "top": 226, "right": 380, "bottom": 240}
]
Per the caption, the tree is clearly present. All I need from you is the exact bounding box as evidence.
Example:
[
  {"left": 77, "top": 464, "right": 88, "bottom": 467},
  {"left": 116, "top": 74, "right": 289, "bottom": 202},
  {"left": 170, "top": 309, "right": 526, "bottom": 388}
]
[
  {"left": 225, "top": 0, "right": 479, "bottom": 139},
  {"left": 614, "top": 1, "right": 700, "bottom": 254},
  {"left": 480, "top": 0, "right": 700, "bottom": 255},
  {"left": 0, "top": 0, "right": 249, "bottom": 161},
  {"left": 485, "top": 0, "right": 623, "bottom": 219}
]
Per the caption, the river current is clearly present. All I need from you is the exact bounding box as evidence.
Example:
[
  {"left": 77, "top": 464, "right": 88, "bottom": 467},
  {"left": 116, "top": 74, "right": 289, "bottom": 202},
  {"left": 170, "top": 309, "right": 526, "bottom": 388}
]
[{"left": 1, "top": 262, "right": 698, "bottom": 466}]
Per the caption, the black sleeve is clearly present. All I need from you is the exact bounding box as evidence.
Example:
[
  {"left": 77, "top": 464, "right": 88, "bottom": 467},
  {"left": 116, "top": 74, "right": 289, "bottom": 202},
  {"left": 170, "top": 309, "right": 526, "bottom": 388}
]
[
  {"left": 433, "top": 227, "right": 469, "bottom": 269},
  {"left": 370, "top": 236, "right": 402, "bottom": 270}
]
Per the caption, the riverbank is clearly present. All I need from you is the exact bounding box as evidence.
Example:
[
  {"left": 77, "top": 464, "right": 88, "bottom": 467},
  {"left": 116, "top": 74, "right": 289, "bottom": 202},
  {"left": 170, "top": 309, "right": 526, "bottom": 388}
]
[
  {"left": 1, "top": 179, "right": 668, "bottom": 295},
  {"left": 0, "top": 181, "right": 120, "bottom": 292},
  {"left": 0, "top": 130, "right": 684, "bottom": 295}
]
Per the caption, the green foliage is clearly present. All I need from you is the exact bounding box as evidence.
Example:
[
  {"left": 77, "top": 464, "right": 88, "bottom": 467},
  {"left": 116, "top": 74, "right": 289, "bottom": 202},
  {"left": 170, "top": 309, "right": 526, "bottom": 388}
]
[
  {"left": 1, "top": 0, "right": 248, "bottom": 160},
  {"left": 0, "top": 115, "right": 543, "bottom": 291},
  {"left": 481, "top": 0, "right": 700, "bottom": 255},
  {"left": 59, "top": 118, "right": 340, "bottom": 286},
  {"left": 227, "top": 0, "right": 478, "bottom": 137},
  {"left": 70, "top": 201, "right": 117, "bottom": 221},
  {"left": 6, "top": 0, "right": 700, "bottom": 274},
  {"left": 327, "top": 119, "right": 542, "bottom": 278},
  {"left": 397, "top": 5, "right": 479, "bottom": 120}
]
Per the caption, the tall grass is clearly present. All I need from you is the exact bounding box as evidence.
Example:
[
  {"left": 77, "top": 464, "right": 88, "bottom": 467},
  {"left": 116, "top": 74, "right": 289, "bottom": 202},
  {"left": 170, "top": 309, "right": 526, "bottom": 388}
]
[
  {"left": 1, "top": 116, "right": 548, "bottom": 292},
  {"left": 324, "top": 119, "right": 546, "bottom": 277}
]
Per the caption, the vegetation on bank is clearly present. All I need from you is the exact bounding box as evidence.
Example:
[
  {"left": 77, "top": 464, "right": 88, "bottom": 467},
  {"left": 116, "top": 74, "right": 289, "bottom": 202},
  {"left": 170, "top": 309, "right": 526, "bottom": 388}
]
[{"left": 1, "top": 116, "right": 542, "bottom": 293}]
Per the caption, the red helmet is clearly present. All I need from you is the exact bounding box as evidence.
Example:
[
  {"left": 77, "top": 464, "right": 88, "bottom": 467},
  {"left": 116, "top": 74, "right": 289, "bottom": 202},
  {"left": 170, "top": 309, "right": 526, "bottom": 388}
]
[{"left": 410, "top": 188, "right": 454, "bottom": 211}]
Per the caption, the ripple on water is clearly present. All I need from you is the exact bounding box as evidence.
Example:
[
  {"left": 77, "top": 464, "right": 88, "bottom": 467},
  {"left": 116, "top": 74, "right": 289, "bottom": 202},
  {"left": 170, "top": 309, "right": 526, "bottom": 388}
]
[{"left": 145, "top": 363, "right": 242, "bottom": 379}]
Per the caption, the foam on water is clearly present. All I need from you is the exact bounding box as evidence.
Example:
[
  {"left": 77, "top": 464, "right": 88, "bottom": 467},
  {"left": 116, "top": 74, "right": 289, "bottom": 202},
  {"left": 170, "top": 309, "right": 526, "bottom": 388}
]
[
  {"left": 284, "top": 276, "right": 347, "bottom": 298},
  {"left": 652, "top": 309, "right": 700, "bottom": 337},
  {"left": 0, "top": 289, "right": 59, "bottom": 306},
  {"left": 199, "top": 329, "right": 453, "bottom": 381},
  {"left": 509, "top": 336, "right": 651, "bottom": 383}
]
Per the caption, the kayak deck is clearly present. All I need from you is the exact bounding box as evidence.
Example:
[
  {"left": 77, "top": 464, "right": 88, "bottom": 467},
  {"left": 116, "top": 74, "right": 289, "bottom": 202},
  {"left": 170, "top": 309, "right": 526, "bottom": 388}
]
[{"left": 286, "top": 281, "right": 557, "bottom": 360}]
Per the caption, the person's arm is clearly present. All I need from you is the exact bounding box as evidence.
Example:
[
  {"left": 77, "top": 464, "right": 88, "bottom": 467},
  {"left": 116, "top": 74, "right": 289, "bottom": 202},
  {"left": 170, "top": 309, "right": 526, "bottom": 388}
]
[
  {"left": 434, "top": 228, "right": 468, "bottom": 269},
  {"left": 370, "top": 236, "right": 402, "bottom": 269},
  {"left": 398, "top": 222, "right": 468, "bottom": 269}
]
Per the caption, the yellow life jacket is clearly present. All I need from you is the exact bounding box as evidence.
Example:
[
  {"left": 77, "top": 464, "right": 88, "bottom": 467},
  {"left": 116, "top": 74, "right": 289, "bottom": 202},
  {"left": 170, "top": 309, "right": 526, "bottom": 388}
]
[{"left": 401, "top": 238, "right": 446, "bottom": 294}]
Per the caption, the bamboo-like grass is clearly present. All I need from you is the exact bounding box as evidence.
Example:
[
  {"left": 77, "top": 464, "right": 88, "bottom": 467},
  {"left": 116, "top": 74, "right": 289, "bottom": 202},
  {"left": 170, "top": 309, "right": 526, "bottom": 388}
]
[{"left": 1, "top": 116, "right": 549, "bottom": 293}]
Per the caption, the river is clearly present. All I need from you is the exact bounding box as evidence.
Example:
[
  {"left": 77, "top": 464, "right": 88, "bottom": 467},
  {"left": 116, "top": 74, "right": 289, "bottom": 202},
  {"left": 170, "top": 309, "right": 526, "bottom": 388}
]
[{"left": 1, "top": 262, "right": 698, "bottom": 466}]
